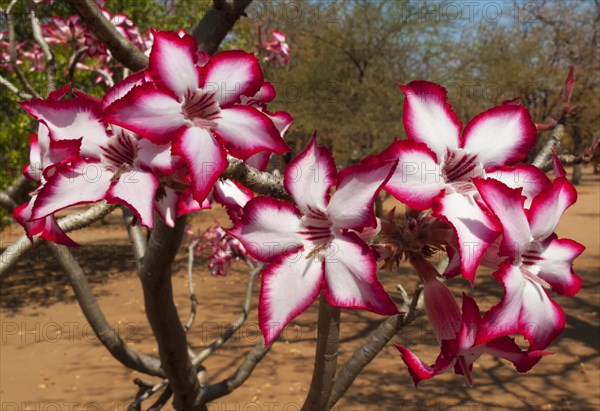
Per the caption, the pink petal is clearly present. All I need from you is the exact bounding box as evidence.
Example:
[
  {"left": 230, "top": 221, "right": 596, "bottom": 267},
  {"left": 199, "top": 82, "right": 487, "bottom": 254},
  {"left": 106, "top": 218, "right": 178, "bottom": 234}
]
[
  {"left": 473, "top": 178, "right": 531, "bottom": 258},
  {"left": 48, "top": 83, "right": 71, "bottom": 101},
  {"left": 176, "top": 188, "right": 211, "bottom": 216},
  {"left": 201, "top": 50, "right": 263, "bottom": 107},
  {"left": 432, "top": 192, "right": 501, "bottom": 284},
  {"left": 14, "top": 196, "right": 78, "bottom": 246},
  {"left": 24, "top": 133, "right": 42, "bottom": 181},
  {"left": 400, "top": 80, "right": 461, "bottom": 160},
  {"left": 484, "top": 336, "right": 549, "bottom": 373},
  {"left": 104, "top": 83, "right": 186, "bottom": 145},
  {"left": 101, "top": 70, "right": 148, "bottom": 109},
  {"left": 458, "top": 294, "right": 481, "bottom": 350},
  {"left": 552, "top": 151, "right": 567, "bottom": 178},
  {"left": 328, "top": 161, "right": 397, "bottom": 231},
  {"left": 323, "top": 233, "right": 398, "bottom": 315},
  {"left": 536, "top": 237, "right": 584, "bottom": 296},
  {"left": 395, "top": 344, "right": 454, "bottom": 386},
  {"left": 173, "top": 127, "right": 228, "bottom": 203},
  {"left": 106, "top": 170, "right": 159, "bottom": 229},
  {"left": 264, "top": 110, "right": 293, "bottom": 136},
  {"left": 527, "top": 178, "right": 577, "bottom": 241},
  {"left": 214, "top": 106, "right": 289, "bottom": 159},
  {"left": 135, "top": 137, "right": 177, "bottom": 174},
  {"left": 213, "top": 179, "right": 253, "bottom": 223},
  {"left": 20, "top": 97, "right": 108, "bottom": 159},
  {"left": 486, "top": 164, "right": 551, "bottom": 208},
  {"left": 245, "top": 151, "right": 271, "bottom": 171},
  {"left": 148, "top": 31, "right": 199, "bottom": 99},
  {"left": 284, "top": 135, "right": 336, "bottom": 214},
  {"left": 228, "top": 197, "right": 304, "bottom": 262},
  {"left": 378, "top": 139, "right": 445, "bottom": 209},
  {"left": 259, "top": 253, "right": 324, "bottom": 346},
  {"left": 154, "top": 186, "right": 179, "bottom": 227},
  {"left": 32, "top": 161, "right": 113, "bottom": 219},
  {"left": 477, "top": 262, "right": 565, "bottom": 350},
  {"left": 462, "top": 105, "right": 537, "bottom": 168},
  {"left": 42, "top": 137, "right": 82, "bottom": 178}
]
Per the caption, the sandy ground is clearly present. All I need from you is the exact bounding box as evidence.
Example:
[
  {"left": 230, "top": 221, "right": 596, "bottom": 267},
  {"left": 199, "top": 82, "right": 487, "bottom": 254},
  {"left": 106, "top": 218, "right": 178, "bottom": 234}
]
[{"left": 1, "top": 167, "right": 598, "bottom": 411}]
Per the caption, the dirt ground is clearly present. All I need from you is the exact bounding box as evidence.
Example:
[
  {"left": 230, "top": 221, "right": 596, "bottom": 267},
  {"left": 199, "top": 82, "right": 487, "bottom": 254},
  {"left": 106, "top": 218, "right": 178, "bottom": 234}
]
[{"left": 1, "top": 167, "right": 598, "bottom": 411}]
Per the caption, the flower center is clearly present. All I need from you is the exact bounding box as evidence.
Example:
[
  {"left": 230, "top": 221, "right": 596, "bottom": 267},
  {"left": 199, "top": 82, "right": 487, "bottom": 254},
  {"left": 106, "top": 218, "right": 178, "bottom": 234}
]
[
  {"left": 182, "top": 89, "right": 220, "bottom": 129},
  {"left": 442, "top": 149, "right": 483, "bottom": 183},
  {"left": 102, "top": 131, "right": 137, "bottom": 171},
  {"left": 298, "top": 205, "right": 334, "bottom": 259},
  {"left": 520, "top": 240, "right": 551, "bottom": 289}
]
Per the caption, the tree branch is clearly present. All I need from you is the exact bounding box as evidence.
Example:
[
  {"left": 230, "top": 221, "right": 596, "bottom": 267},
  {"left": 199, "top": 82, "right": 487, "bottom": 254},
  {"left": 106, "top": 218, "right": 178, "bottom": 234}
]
[
  {"left": 192, "top": 262, "right": 262, "bottom": 365},
  {"left": 201, "top": 339, "right": 272, "bottom": 403},
  {"left": 139, "top": 216, "right": 203, "bottom": 410},
  {"left": 5, "top": 0, "right": 41, "bottom": 99},
  {"left": 533, "top": 124, "right": 565, "bottom": 168},
  {"left": 301, "top": 293, "right": 341, "bottom": 411},
  {"left": 28, "top": 0, "right": 57, "bottom": 92},
  {"left": 122, "top": 207, "right": 147, "bottom": 270},
  {"left": 326, "top": 284, "right": 424, "bottom": 409},
  {"left": 47, "top": 243, "right": 165, "bottom": 377},
  {"left": 221, "top": 159, "right": 291, "bottom": 201},
  {"left": 67, "top": 0, "right": 149, "bottom": 71},
  {"left": 0, "top": 202, "right": 117, "bottom": 276},
  {"left": 192, "top": 0, "right": 254, "bottom": 55},
  {"left": 0, "top": 73, "right": 33, "bottom": 100},
  {"left": 184, "top": 239, "right": 200, "bottom": 332}
]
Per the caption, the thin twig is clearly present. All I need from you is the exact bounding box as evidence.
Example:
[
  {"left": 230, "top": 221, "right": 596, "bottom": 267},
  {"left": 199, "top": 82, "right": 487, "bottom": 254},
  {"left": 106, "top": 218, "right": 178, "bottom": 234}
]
[
  {"left": 6, "top": 0, "right": 41, "bottom": 99},
  {"left": 192, "top": 262, "right": 262, "bottom": 365},
  {"left": 28, "top": 0, "right": 57, "bottom": 92},
  {"left": 200, "top": 339, "right": 272, "bottom": 403},
  {"left": 122, "top": 207, "right": 147, "bottom": 270},
  {"left": 184, "top": 239, "right": 200, "bottom": 332},
  {"left": 0, "top": 73, "right": 33, "bottom": 99},
  {"left": 67, "top": 46, "right": 89, "bottom": 83}
]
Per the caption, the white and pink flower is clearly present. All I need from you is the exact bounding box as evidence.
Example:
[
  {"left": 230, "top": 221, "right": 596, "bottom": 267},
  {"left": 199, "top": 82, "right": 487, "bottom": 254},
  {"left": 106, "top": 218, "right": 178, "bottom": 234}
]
[{"left": 229, "top": 136, "right": 399, "bottom": 345}]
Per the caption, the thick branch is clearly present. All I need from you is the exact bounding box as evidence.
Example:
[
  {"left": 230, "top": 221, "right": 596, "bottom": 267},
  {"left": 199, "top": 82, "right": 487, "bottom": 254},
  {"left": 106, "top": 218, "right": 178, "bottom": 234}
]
[
  {"left": 67, "top": 0, "right": 149, "bottom": 71},
  {"left": 301, "top": 293, "right": 341, "bottom": 411},
  {"left": 222, "top": 159, "right": 291, "bottom": 201},
  {"left": 326, "top": 284, "right": 424, "bottom": 409},
  {"left": 139, "top": 216, "right": 203, "bottom": 410},
  {"left": 533, "top": 124, "right": 565, "bottom": 168},
  {"left": 192, "top": 0, "right": 253, "bottom": 55},
  {"left": 0, "top": 202, "right": 117, "bottom": 276},
  {"left": 48, "top": 243, "right": 165, "bottom": 377}
]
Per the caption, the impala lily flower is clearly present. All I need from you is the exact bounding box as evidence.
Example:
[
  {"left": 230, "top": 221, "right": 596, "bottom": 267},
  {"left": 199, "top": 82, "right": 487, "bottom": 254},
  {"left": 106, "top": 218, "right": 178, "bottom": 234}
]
[
  {"left": 104, "top": 30, "right": 290, "bottom": 203},
  {"left": 396, "top": 294, "right": 549, "bottom": 386},
  {"left": 230, "top": 136, "right": 399, "bottom": 345},
  {"left": 14, "top": 132, "right": 81, "bottom": 246},
  {"left": 32, "top": 128, "right": 176, "bottom": 229},
  {"left": 473, "top": 177, "right": 584, "bottom": 350},
  {"left": 263, "top": 30, "right": 291, "bottom": 67},
  {"left": 374, "top": 81, "right": 538, "bottom": 281}
]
